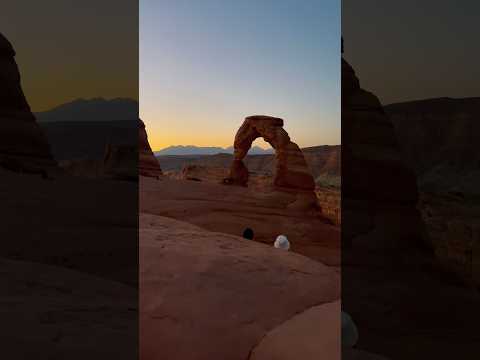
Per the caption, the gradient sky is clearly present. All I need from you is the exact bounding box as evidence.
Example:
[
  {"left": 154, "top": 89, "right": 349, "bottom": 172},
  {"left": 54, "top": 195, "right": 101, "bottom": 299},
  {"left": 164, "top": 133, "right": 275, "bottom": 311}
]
[
  {"left": 140, "top": 0, "right": 340, "bottom": 150},
  {"left": 343, "top": 0, "right": 479, "bottom": 105},
  {"left": 1, "top": 0, "right": 138, "bottom": 112}
]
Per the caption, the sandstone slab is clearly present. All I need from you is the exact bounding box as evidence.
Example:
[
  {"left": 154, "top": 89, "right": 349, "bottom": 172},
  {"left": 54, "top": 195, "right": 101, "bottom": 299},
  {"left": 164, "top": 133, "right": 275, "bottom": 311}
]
[{"left": 140, "top": 213, "right": 339, "bottom": 360}]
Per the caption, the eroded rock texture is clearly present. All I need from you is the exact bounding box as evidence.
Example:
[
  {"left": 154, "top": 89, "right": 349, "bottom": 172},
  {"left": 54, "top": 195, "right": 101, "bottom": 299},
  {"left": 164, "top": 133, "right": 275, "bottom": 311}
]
[
  {"left": 0, "top": 33, "right": 56, "bottom": 174},
  {"left": 226, "top": 115, "right": 315, "bottom": 192},
  {"left": 139, "top": 119, "right": 162, "bottom": 178}
]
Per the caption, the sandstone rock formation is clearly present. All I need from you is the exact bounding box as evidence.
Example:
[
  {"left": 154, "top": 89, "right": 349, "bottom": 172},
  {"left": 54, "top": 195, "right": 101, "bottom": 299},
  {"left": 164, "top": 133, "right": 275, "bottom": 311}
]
[
  {"left": 316, "top": 186, "right": 341, "bottom": 225},
  {"left": 159, "top": 145, "right": 340, "bottom": 221},
  {"left": 249, "top": 300, "right": 340, "bottom": 360},
  {"left": 157, "top": 145, "right": 340, "bottom": 181},
  {"left": 384, "top": 97, "right": 480, "bottom": 181},
  {"left": 140, "top": 176, "right": 340, "bottom": 266},
  {"left": 103, "top": 143, "right": 138, "bottom": 181},
  {"left": 341, "top": 57, "right": 424, "bottom": 254},
  {"left": 1, "top": 258, "right": 136, "bottom": 360},
  {"left": 385, "top": 98, "right": 480, "bottom": 285},
  {"left": 339, "top": 48, "right": 480, "bottom": 360},
  {"left": 225, "top": 115, "right": 315, "bottom": 192},
  {"left": 0, "top": 33, "right": 56, "bottom": 174},
  {"left": 139, "top": 119, "right": 162, "bottom": 178},
  {"left": 179, "top": 164, "right": 227, "bottom": 182},
  {"left": 140, "top": 213, "right": 339, "bottom": 360}
]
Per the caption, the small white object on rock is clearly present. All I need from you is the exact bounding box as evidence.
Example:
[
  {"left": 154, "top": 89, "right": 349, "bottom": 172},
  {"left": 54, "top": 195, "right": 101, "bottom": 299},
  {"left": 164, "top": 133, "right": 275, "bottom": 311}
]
[{"left": 274, "top": 235, "right": 290, "bottom": 250}]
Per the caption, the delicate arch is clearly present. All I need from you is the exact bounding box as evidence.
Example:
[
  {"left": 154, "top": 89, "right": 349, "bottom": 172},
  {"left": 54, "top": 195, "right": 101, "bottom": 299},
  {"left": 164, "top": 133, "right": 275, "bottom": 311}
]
[{"left": 224, "top": 115, "right": 315, "bottom": 192}]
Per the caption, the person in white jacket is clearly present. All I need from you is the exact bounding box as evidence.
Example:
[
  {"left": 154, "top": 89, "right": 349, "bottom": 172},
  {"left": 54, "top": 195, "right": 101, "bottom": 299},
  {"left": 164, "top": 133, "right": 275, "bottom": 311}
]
[{"left": 274, "top": 235, "right": 290, "bottom": 250}]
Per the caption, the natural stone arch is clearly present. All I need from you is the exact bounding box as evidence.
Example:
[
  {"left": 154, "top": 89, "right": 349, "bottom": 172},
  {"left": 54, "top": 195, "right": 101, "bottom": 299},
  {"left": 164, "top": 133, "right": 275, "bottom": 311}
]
[{"left": 224, "top": 115, "right": 315, "bottom": 192}]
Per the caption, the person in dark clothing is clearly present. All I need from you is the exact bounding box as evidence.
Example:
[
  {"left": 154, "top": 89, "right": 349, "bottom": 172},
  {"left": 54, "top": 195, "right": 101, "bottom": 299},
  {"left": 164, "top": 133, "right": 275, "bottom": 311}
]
[{"left": 242, "top": 228, "right": 254, "bottom": 240}]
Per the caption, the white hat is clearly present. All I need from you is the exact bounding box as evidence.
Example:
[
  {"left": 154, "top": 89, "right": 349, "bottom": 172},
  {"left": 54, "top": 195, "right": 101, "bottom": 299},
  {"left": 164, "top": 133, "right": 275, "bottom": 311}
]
[{"left": 274, "top": 235, "right": 290, "bottom": 250}]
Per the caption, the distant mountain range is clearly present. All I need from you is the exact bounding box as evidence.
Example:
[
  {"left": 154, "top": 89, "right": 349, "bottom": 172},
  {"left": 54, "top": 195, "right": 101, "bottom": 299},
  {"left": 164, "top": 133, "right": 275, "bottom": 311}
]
[
  {"left": 154, "top": 145, "right": 274, "bottom": 156},
  {"left": 35, "top": 98, "right": 138, "bottom": 122},
  {"left": 35, "top": 98, "right": 138, "bottom": 160}
]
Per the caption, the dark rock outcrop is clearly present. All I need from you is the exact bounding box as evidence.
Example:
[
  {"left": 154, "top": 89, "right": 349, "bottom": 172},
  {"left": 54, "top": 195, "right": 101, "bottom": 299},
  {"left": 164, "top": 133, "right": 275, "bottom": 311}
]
[
  {"left": 103, "top": 143, "right": 138, "bottom": 181},
  {"left": 385, "top": 97, "right": 480, "bottom": 197},
  {"left": 0, "top": 33, "right": 56, "bottom": 174},
  {"left": 139, "top": 119, "right": 162, "bottom": 178},
  {"left": 341, "top": 57, "right": 424, "bottom": 254},
  {"left": 385, "top": 97, "right": 480, "bottom": 285}
]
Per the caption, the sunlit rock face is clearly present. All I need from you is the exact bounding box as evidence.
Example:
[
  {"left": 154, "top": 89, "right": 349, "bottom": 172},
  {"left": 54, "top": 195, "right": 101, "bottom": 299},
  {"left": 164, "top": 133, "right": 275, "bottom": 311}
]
[
  {"left": 226, "top": 115, "right": 315, "bottom": 193},
  {"left": 0, "top": 33, "right": 57, "bottom": 174}
]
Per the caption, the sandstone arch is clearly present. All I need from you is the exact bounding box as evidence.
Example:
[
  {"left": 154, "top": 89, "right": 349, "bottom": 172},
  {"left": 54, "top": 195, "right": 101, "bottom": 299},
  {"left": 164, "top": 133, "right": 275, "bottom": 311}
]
[{"left": 225, "top": 115, "right": 315, "bottom": 192}]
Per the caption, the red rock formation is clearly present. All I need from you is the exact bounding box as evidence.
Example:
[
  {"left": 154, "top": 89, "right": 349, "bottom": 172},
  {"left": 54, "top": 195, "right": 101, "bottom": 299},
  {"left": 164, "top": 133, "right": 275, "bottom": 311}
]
[
  {"left": 139, "top": 119, "right": 162, "bottom": 178},
  {"left": 140, "top": 213, "right": 339, "bottom": 360},
  {"left": 0, "top": 33, "right": 56, "bottom": 174},
  {"left": 342, "top": 57, "right": 424, "bottom": 253},
  {"left": 226, "top": 115, "right": 315, "bottom": 192},
  {"left": 140, "top": 176, "right": 340, "bottom": 266},
  {"left": 103, "top": 143, "right": 138, "bottom": 181},
  {"left": 315, "top": 187, "right": 341, "bottom": 225}
]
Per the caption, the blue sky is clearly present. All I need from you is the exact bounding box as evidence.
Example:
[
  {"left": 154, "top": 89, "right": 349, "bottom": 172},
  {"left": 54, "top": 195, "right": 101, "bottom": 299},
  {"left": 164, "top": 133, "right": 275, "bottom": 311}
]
[{"left": 140, "top": 0, "right": 340, "bottom": 150}]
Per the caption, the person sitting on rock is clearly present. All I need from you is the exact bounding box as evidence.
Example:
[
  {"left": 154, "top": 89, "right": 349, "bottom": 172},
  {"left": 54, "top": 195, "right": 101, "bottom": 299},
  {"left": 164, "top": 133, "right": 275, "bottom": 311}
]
[
  {"left": 242, "top": 227, "right": 254, "bottom": 240},
  {"left": 274, "top": 235, "right": 290, "bottom": 250}
]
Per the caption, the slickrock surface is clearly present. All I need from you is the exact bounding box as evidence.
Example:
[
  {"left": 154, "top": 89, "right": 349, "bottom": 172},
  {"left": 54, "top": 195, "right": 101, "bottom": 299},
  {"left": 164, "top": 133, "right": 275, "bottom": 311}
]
[
  {"left": 158, "top": 145, "right": 341, "bottom": 225},
  {"left": 1, "top": 258, "right": 136, "bottom": 360},
  {"left": 140, "top": 213, "right": 340, "bottom": 360},
  {"left": 0, "top": 168, "right": 138, "bottom": 285},
  {"left": 249, "top": 300, "right": 340, "bottom": 360},
  {"left": 140, "top": 176, "right": 340, "bottom": 266}
]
